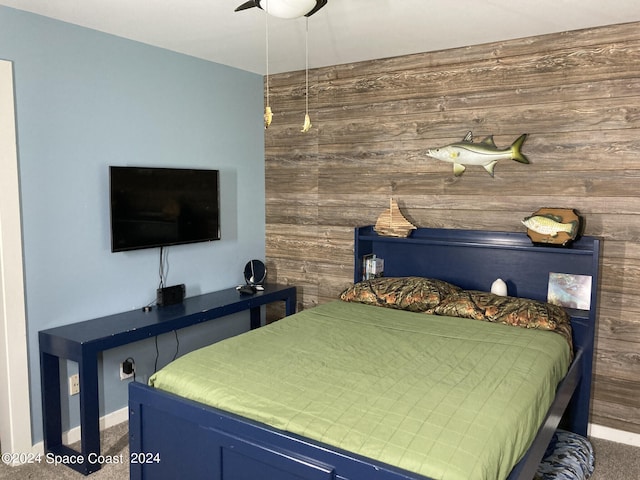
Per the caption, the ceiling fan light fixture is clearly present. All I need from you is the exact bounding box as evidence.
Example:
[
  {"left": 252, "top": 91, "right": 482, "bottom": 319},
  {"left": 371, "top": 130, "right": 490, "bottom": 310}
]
[{"left": 261, "top": 0, "right": 317, "bottom": 19}]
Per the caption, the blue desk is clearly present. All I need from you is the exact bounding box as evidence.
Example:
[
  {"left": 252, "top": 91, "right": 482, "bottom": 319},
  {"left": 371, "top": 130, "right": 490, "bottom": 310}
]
[{"left": 39, "top": 284, "right": 297, "bottom": 475}]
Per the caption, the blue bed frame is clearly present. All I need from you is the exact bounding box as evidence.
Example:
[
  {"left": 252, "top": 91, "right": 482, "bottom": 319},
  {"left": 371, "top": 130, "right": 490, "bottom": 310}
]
[{"left": 129, "top": 225, "right": 600, "bottom": 480}]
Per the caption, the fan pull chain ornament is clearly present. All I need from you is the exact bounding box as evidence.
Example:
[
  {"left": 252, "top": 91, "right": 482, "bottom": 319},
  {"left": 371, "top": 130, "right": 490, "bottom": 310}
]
[
  {"left": 301, "top": 113, "right": 312, "bottom": 132},
  {"left": 264, "top": 106, "right": 273, "bottom": 129}
]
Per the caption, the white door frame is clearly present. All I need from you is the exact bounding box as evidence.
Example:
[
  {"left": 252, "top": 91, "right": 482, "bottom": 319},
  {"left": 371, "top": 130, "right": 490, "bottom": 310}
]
[{"left": 0, "top": 59, "right": 33, "bottom": 457}]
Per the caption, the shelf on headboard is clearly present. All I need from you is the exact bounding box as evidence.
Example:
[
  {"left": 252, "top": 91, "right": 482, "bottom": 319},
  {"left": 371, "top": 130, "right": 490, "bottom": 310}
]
[
  {"left": 354, "top": 225, "right": 601, "bottom": 314},
  {"left": 356, "top": 225, "right": 598, "bottom": 255}
]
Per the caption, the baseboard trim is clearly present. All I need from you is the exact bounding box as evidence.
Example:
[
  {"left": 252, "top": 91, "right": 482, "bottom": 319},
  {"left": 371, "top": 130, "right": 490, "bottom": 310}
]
[
  {"left": 62, "top": 406, "right": 129, "bottom": 445},
  {"left": 29, "top": 407, "right": 129, "bottom": 457},
  {"left": 589, "top": 423, "right": 640, "bottom": 447}
]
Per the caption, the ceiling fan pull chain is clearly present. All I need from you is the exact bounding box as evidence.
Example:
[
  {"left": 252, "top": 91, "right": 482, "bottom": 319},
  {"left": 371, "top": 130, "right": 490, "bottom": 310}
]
[
  {"left": 264, "top": 0, "right": 273, "bottom": 128},
  {"left": 301, "top": 16, "right": 312, "bottom": 133}
]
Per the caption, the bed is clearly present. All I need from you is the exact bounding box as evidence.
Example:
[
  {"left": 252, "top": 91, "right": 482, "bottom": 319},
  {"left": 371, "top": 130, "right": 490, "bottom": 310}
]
[{"left": 129, "top": 225, "right": 600, "bottom": 480}]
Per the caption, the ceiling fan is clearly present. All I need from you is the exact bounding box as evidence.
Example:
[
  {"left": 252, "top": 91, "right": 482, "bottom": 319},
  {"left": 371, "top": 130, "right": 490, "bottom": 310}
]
[
  {"left": 235, "top": 0, "right": 328, "bottom": 19},
  {"left": 237, "top": 1, "right": 327, "bottom": 131}
]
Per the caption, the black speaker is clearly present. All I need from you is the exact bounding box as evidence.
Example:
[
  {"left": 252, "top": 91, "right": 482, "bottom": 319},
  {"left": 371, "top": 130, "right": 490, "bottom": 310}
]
[{"left": 157, "top": 284, "right": 185, "bottom": 306}]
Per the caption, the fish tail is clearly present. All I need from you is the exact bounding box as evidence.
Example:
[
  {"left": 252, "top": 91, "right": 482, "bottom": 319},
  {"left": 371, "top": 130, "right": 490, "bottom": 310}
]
[
  {"left": 510, "top": 134, "right": 529, "bottom": 164},
  {"left": 568, "top": 220, "right": 579, "bottom": 238}
]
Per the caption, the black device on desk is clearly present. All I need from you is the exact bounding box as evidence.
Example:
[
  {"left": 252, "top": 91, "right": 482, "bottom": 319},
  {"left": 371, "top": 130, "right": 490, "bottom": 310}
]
[
  {"left": 157, "top": 283, "right": 185, "bottom": 306},
  {"left": 237, "top": 284, "right": 257, "bottom": 295}
]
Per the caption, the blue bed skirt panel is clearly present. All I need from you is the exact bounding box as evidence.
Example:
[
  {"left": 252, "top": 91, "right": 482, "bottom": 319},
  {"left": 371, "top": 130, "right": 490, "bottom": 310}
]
[{"left": 535, "top": 430, "right": 595, "bottom": 480}]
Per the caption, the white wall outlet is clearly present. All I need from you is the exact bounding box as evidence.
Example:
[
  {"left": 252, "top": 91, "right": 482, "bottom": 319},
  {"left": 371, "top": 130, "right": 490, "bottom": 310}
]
[{"left": 69, "top": 374, "right": 80, "bottom": 396}]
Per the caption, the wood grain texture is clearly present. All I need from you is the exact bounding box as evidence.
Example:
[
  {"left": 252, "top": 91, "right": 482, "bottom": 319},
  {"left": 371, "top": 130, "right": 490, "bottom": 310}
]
[{"left": 265, "top": 22, "right": 640, "bottom": 434}]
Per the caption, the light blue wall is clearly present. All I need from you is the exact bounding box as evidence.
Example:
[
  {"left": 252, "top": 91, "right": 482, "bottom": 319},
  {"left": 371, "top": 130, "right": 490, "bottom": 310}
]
[{"left": 0, "top": 6, "right": 265, "bottom": 444}]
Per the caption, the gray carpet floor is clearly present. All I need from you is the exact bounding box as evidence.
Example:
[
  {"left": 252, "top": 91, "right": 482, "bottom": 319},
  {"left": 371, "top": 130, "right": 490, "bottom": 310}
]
[
  {"left": 1, "top": 422, "right": 639, "bottom": 479},
  {"left": 0, "top": 423, "right": 128, "bottom": 480},
  {"left": 590, "top": 436, "right": 640, "bottom": 479}
]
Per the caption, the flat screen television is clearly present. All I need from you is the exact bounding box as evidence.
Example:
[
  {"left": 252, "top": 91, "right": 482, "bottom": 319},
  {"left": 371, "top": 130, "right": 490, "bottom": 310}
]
[{"left": 109, "top": 166, "right": 220, "bottom": 252}]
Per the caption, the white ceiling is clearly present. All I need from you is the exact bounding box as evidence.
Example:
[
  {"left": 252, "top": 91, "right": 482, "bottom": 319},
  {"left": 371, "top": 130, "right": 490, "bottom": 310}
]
[{"left": 1, "top": 0, "right": 639, "bottom": 75}]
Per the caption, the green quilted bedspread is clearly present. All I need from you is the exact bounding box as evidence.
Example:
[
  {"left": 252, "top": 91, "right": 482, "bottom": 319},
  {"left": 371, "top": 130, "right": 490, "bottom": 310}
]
[{"left": 149, "top": 301, "right": 570, "bottom": 480}]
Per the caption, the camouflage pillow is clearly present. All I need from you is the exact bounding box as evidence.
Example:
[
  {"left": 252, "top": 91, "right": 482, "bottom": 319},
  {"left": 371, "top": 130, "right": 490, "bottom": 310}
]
[
  {"left": 432, "top": 290, "right": 573, "bottom": 352},
  {"left": 340, "top": 277, "right": 461, "bottom": 312},
  {"left": 534, "top": 429, "right": 594, "bottom": 480}
]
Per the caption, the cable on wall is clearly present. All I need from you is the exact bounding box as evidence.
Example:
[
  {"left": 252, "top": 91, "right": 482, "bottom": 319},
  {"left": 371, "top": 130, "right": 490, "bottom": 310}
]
[{"left": 158, "top": 246, "right": 169, "bottom": 289}]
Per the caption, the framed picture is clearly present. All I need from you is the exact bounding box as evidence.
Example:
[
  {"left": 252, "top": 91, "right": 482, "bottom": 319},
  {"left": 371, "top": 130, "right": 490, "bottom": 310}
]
[{"left": 547, "top": 273, "right": 592, "bottom": 310}]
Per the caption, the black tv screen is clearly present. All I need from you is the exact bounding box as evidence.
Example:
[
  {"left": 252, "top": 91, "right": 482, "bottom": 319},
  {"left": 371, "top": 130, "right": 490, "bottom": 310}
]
[{"left": 109, "top": 166, "right": 220, "bottom": 252}]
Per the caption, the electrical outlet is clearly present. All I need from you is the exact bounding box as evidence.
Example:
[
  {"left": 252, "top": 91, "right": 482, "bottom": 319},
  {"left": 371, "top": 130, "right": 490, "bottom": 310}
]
[
  {"left": 120, "top": 359, "right": 135, "bottom": 380},
  {"left": 69, "top": 374, "right": 80, "bottom": 396}
]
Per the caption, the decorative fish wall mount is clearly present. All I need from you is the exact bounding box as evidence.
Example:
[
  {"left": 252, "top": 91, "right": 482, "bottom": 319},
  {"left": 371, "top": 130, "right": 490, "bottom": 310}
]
[
  {"left": 522, "top": 208, "right": 582, "bottom": 247},
  {"left": 426, "top": 131, "right": 529, "bottom": 177}
]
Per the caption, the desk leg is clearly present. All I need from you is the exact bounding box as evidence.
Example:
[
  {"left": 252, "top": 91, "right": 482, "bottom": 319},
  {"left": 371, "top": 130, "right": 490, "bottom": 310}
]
[
  {"left": 41, "top": 351, "right": 102, "bottom": 475},
  {"left": 40, "top": 351, "right": 62, "bottom": 452},
  {"left": 78, "top": 352, "right": 101, "bottom": 474},
  {"left": 249, "top": 307, "right": 261, "bottom": 329},
  {"left": 284, "top": 291, "right": 297, "bottom": 316}
]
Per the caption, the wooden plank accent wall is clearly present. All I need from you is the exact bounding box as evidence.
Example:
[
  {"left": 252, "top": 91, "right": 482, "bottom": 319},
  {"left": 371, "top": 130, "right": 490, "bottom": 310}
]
[{"left": 264, "top": 22, "right": 640, "bottom": 435}]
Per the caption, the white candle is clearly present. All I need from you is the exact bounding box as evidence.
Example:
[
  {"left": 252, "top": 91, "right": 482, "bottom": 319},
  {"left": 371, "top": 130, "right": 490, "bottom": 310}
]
[{"left": 491, "top": 278, "right": 508, "bottom": 296}]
